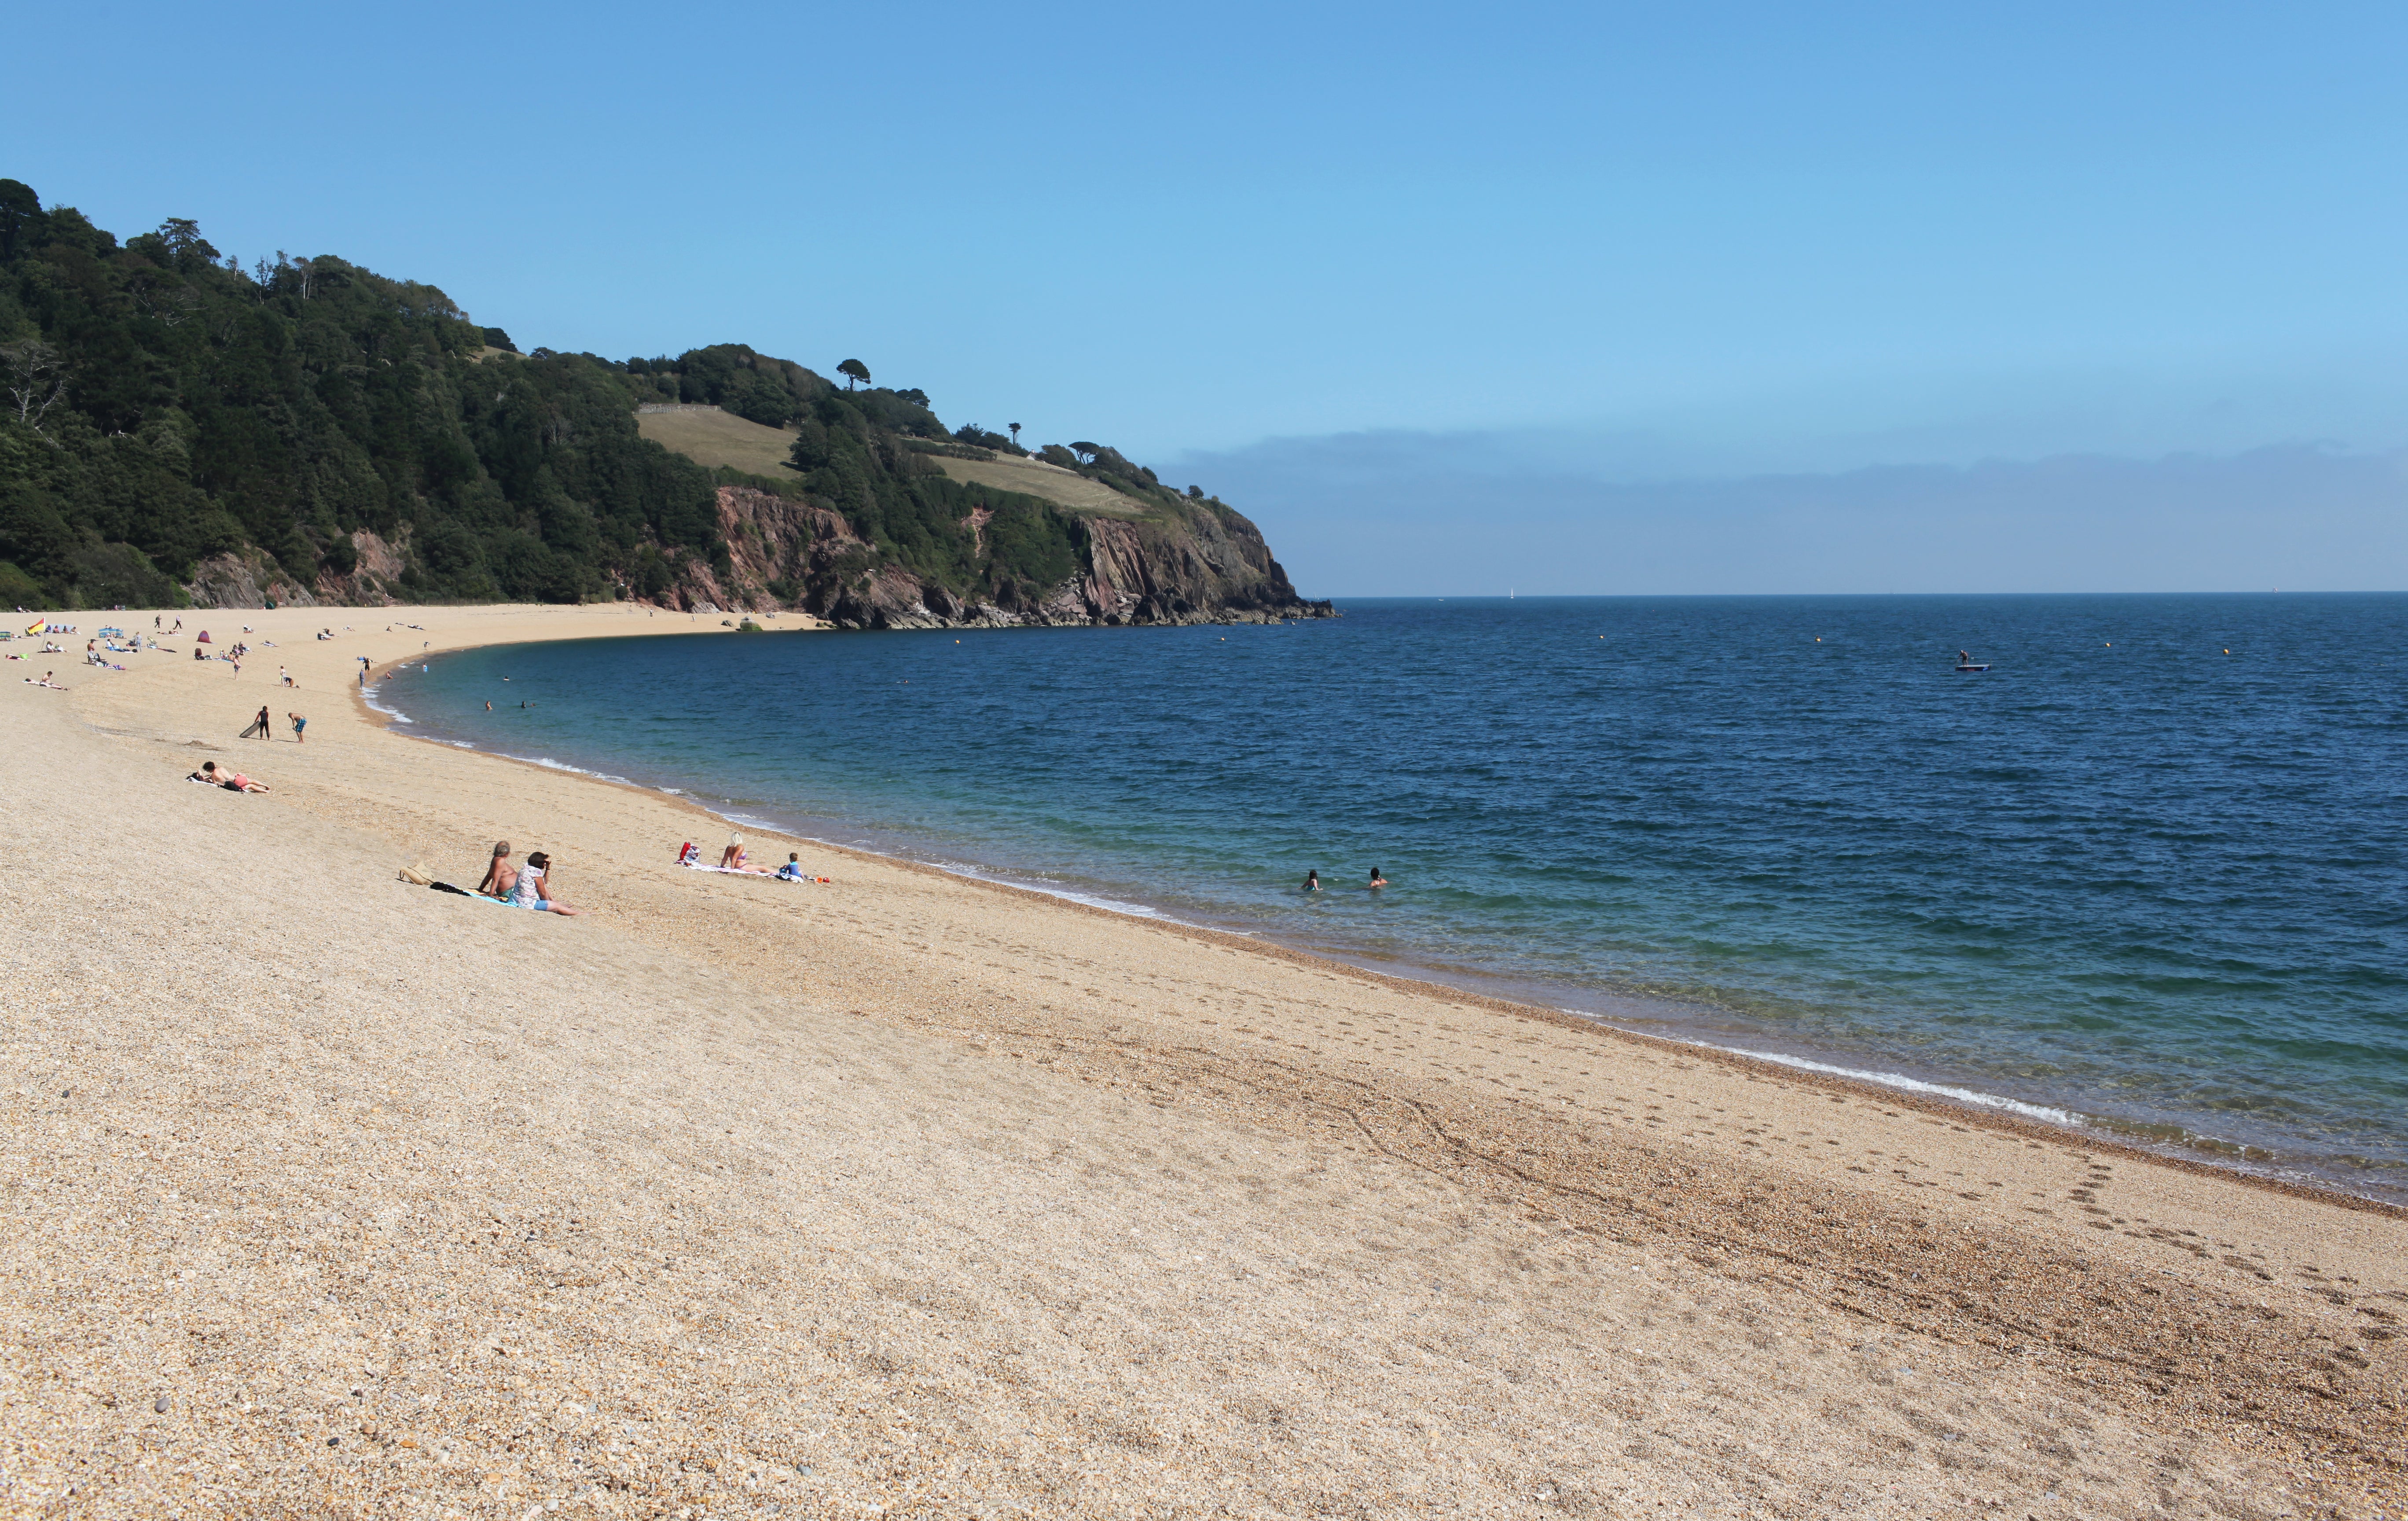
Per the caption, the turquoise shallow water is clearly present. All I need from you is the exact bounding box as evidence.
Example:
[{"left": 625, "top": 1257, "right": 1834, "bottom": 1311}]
[{"left": 376, "top": 594, "right": 2408, "bottom": 1199}]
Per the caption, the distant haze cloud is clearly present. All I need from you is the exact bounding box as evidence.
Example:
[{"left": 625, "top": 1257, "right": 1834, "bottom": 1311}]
[{"left": 1176, "top": 435, "right": 2408, "bottom": 597}]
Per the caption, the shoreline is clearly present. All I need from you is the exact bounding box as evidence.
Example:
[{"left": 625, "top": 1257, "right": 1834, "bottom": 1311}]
[
  {"left": 372, "top": 634, "right": 2405, "bottom": 1215},
  {"left": 12, "top": 600, "right": 2406, "bottom": 1518}
]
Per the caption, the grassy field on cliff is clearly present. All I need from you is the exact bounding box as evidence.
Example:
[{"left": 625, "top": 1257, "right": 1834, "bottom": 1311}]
[
  {"left": 639, "top": 407, "right": 1158, "bottom": 520},
  {"left": 925, "top": 452, "right": 1154, "bottom": 518},
  {"left": 635, "top": 408, "right": 803, "bottom": 480}
]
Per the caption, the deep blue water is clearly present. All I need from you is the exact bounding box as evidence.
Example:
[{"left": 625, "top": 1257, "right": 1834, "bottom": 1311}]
[{"left": 375, "top": 595, "right": 2408, "bottom": 1198}]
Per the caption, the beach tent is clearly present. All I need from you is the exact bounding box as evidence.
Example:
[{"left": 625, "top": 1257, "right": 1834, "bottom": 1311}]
[{"left": 195, "top": 630, "right": 212, "bottom": 643}]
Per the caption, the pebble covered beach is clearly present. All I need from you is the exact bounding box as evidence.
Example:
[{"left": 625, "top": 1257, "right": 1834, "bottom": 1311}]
[{"left": 2, "top": 603, "right": 2402, "bottom": 1519}]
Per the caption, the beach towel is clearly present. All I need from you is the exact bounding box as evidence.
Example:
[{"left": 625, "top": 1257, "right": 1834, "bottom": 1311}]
[{"left": 685, "top": 860, "right": 829, "bottom": 883}]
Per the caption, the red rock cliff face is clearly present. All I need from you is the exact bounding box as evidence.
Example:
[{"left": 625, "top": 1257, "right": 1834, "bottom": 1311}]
[{"left": 656, "top": 488, "right": 1334, "bottom": 630}]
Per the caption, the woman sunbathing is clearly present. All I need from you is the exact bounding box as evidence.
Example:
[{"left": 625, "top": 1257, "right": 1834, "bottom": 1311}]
[{"left": 718, "top": 833, "right": 773, "bottom": 873}]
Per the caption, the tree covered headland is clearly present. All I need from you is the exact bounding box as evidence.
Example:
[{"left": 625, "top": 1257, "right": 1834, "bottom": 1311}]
[{"left": 0, "top": 179, "right": 1244, "bottom": 613}]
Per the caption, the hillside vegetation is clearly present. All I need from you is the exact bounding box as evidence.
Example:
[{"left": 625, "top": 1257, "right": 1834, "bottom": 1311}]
[
  {"left": 633, "top": 408, "right": 802, "bottom": 480},
  {"left": 0, "top": 177, "right": 1309, "bottom": 623}
]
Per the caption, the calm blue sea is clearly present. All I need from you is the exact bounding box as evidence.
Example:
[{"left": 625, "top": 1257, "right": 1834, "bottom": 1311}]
[{"left": 375, "top": 595, "right": 2408, "bottom": 1199}]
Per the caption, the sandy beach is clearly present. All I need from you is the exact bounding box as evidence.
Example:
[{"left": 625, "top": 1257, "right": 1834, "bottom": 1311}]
[{"left": 2, "top": 603, "right": 2401, "bottom": 1520}]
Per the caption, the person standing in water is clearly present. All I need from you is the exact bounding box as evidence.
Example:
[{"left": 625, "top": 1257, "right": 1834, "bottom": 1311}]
[
  {"left": 1303, "top": 869, "right": 1321, "bottom": 892},
  {"left": 1367, "top": 867, "right": 1389, "bottom": 889}
]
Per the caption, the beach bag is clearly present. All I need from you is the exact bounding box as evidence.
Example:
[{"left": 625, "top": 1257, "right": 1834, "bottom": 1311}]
[{"left": 396, "top": 863, "right": 434, "bottom": 885}]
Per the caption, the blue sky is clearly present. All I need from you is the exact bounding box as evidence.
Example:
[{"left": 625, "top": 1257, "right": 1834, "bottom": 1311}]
[{"left": 14, "top": 1, "right": 2407, "bottom": 592}]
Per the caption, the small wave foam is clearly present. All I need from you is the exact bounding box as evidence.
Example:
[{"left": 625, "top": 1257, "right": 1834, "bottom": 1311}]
[
  {"left": 518, "top": 755, "right": 631, "bottom": 785},
  {"left": 936, "top": 866, "right": 1173, "bottom": 921},
  {"left": 1576, "top": 1021, "right": 2083, "bottom": 1126}
]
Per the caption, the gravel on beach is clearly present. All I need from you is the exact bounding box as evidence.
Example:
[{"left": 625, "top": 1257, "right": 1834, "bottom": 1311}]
[{"left": 2, "top": 603, "right": 2401, "bottom": 1520}]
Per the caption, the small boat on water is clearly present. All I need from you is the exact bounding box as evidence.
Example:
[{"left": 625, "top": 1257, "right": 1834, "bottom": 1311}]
[
  {"left": 1953, "top": 650, "right": 1990, "bottom": 672},
  {"left": 1955, "top": 663, "right": 1990, "bottom": 672}
]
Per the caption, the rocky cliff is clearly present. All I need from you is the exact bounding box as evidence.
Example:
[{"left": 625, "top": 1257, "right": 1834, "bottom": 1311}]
[
  {"left": 656, "top": 487, "right": 1333, "bottom": 630},
  {"left": 185, "top": 532, "right": 413, "bottom": 610}
]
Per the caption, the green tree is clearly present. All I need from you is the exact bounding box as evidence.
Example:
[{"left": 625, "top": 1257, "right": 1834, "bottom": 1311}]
[
  {"left": 837, "top": 358, "right": 870, "bottom": 390},
  {"left": 0, "top": 180, "right": 40, "bottom": 262}
]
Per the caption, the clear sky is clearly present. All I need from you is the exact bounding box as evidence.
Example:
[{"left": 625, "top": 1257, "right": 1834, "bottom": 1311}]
[{"left": 14, "top": 1, "right": 2407, "bottom": 592}]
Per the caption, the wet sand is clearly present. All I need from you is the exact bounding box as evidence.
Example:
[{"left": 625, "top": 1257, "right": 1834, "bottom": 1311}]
[{"left": 2, "top": 603, "right": 2402, "bottom": 1519}]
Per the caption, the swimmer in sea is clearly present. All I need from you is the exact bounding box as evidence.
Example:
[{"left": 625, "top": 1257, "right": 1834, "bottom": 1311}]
[
  {"left": 1303, "top": 869, "right": 1321, "bottom": 892},
  {"left": 1367, "top": 867, "right": 1388, "bottom": 889}
]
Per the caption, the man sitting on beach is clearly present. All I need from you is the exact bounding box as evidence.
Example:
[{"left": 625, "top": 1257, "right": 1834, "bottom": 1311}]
[{"left": 477, "top": 841, "right": 517, "bottom": 899}]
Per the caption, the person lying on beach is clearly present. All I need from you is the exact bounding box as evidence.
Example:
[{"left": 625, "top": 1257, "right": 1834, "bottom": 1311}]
[
  {"left": 505, "top": 851, "right": 584, "bottom": 915},
  {"left": 719, "top": 833, "right": 775, "bottom": 872},
  {"left": 198, "top": 761, "right": 270, "bottom": 793},
  {"left": 1367, "top": 867, "right": 1389, "bottom": 889},
  {"left": 477, "top": 841, "right": 518, "bottom": 898}
]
